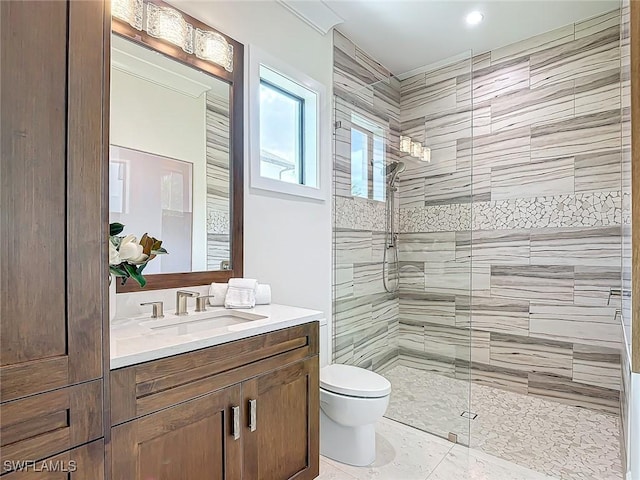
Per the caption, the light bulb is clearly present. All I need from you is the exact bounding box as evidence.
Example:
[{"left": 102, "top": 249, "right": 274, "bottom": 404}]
[
  {"left": 466, "top": 11, "right": 484, "bottom": 26},
  {"left": 112, "top": 0, "right": 143, "bottom": 30},
  {"left": 400, "top": 135, "right": 412, "bottom": 154},
  {"left": 422, "top": 147, "right": 431, "bottom": 163},
  {"left": 411, "top": 141, "right": 423, "bottom": 158}
]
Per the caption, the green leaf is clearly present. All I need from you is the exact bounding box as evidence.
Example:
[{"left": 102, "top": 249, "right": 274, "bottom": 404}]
[
  {"left": 109, "top": 265, "right": 128, "bottom": 277},
  {"left": 152, "top": 247, "right": 168, "bottom": 255},
  {"left": 110, "top": 222, "right": 125, "bottom": 236},
  {"left": 124, "top": 263, "right": 146, "bottom": 288}
]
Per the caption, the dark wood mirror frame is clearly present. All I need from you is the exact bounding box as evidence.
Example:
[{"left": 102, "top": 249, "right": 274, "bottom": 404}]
[{"left": 112, "top": 0, "right": 243, "bottom": 293}]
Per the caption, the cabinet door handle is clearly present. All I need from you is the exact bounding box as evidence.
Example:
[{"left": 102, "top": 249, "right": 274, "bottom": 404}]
[
  {"left": 232, "top": 406, "right": 240, "bottom": 440},
  {"left": 249, "top": 399, "right": 257, "bottom": 432}
]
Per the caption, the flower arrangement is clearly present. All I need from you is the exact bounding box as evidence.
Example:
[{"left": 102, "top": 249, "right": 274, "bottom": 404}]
[{"left": 109, "top": 222, "right": 168, "bottom": 287}]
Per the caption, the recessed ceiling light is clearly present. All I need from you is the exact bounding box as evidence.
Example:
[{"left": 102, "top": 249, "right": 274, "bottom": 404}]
[{"left": 466, "top": 11, "right": 484, "bottom": 26}]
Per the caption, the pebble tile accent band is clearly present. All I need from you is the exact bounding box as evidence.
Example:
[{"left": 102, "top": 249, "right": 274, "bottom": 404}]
[{"left": 396, "top": 191, "right": 622, "bottom": 233}]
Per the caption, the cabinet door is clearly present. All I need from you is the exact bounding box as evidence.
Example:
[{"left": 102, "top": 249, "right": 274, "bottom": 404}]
[
  {"left": 243, "top": 357, "right": 319, "bottom": 480},
  {"left": 111, "top": 385, "right": 242, "bottom": 480},
  {"left": 0, "top": 0, "right": 106, "bottom": 402},
  {"left": 2, "top": 439, "right": 104, "bottom": 480}
]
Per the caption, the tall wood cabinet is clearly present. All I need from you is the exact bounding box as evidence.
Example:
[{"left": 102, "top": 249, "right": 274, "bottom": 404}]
[
  {"left": 1, "top": 3, "right": 320, "bottom": 479},
  {"left": 0, "top": 1, "right": 108, "bottom": 477}
]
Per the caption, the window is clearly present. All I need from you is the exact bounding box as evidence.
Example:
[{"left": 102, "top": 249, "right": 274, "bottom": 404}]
[
  {"left": 350, "top": 114, "right": 386, "bottom": 202},
  {"left": 249, "top": 47, "right": 326, "bottom": 200},
  {"left": 259, "top": 80, "right": 303, "bottom": 184}
]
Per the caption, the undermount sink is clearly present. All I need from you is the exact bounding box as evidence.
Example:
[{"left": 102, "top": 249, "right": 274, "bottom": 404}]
[{"left": 142, "top": 310, "right": 268, "bottom": 336}]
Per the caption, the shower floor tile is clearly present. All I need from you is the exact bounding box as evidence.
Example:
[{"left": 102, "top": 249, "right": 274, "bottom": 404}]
[
  {"left": 381, "top": 365, "right": 623, "bottom": 480},
  {"left": 382, "top": 364, "right": 472, "bottom": 443}
]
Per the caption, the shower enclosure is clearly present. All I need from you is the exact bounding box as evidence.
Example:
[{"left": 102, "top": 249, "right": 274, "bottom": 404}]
[
  {"left": 332, "top": 40, "right": 473, "bottom": 444},
  {"left": 332, "top": 8, "right": 626, "bottom": 477}
]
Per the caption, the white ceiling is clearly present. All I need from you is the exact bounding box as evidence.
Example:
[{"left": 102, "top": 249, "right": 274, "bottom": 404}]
[{"left": 324, "top": 0, "right": 619, "bottom": 75}]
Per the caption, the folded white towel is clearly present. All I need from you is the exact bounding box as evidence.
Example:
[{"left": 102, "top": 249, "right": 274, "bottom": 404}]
[
  {"left": 208, "top": 283, "right": 228, "bottom": 306},
  {"left": 210, "top": 280, "right": 271, "bottom": 306},
  {"left": 225, "top": 278, "right": 258, "bottom": 309},
  {"left": 255, "top": 284, "right": 271, "bottom": 305},
  {"left": 228, "top": 278, "right": 258, "bottom": 290}
]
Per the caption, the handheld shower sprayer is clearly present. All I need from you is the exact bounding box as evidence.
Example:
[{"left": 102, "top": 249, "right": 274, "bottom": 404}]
[{"left": 383, "top": 161, "right": 405, "bottom": 293}]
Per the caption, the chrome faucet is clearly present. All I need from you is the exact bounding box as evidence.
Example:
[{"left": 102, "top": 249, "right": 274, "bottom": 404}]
[
  {"left": 140, "top": 301, "right": 164, "bottom": 319},
  {"left": 176, "top": 290, "right": 199, "bottom": 316},
  {"left": 195, "top": 295, "right": 217, "bottom": 313}
]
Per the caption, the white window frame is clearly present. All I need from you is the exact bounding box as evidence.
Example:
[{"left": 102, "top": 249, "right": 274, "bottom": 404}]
[{"left": 248, "top": 45, "right": 327, "bottom": 201}]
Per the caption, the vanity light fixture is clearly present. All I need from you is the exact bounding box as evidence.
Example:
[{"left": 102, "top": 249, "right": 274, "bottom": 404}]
[
  {"left": 112, "top": 0, "right": 143, "bottom": 30},
  {"left": 146, "top": 3, "right": 194, "bottom": 54},
  {"left": 195, "top": 29, "right": 234, "bottom": 72},
  {"left": 112, "top": 0, "right": 235, "bottom": 71}
]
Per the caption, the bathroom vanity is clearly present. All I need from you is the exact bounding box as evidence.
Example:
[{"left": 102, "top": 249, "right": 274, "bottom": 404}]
[
  {"left": 110, "top": 306, "right": 322, "bottom": 480},
  {"left": 0, "top": 1, "right": 324, "bottom": 478}
]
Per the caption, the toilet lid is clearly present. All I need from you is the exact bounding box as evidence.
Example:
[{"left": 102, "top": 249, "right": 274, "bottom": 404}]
[{"left": 320, "top": 364, "right": 391, "bottom": 398}]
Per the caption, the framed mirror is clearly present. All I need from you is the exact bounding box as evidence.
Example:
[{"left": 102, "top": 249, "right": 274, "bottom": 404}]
[{"left": 111, "top": 0, "right": 243, "bottom": 292}]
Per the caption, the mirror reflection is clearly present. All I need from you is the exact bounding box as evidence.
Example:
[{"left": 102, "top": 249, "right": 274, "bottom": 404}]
[{"left": 109, "top": 34, "right": 231, "bottom": 274}]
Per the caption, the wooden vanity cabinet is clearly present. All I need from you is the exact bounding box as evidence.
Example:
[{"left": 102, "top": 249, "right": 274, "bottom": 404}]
[
  {"left": 243, "top": 357, "right": 319, "bottom": 480},
  {"left": 110, "top": 322, "right": 320, "bottom": 480},
  {"left": 112, "top": 385, "right": 243, "bottom": 480}
]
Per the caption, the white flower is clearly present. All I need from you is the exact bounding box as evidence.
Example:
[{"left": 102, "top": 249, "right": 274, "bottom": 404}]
[
  {"left": 118, "top": 234, "right": 149, "bottom": 265},
  {"left": 109, "top": 241, "right": 121, "bottom": 265}
]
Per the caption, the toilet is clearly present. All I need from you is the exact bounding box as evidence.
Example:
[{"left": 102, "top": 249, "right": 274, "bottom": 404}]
[{"left": 319, "top": 321, "right": 392, "bottom": 466}]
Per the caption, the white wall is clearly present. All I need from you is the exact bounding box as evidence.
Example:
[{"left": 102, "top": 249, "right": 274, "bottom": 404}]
[
  {"left": 174, "top": 1, "right": 334, "bottom": 322},
  {"left": 110, "top": 69, "right": 208, "bottom": 271}
]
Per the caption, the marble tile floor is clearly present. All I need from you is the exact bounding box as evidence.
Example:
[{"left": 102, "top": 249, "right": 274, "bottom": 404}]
[
  {"left": 381, "top": 365, "right": 623, "bottom": 480},
  {"left": 317, "top": 417, "right": 560, "bottom": 480}
]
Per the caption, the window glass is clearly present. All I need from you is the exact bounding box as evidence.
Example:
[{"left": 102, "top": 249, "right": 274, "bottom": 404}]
[
  {"left": 259, "top": 81, "right": 303, "bottom": 184},
  {"left": 351, "top": 127, "right": 368, "bottom": 198},
  {"left": 372, "top": 134, "right": 385, "bottom": 202}
]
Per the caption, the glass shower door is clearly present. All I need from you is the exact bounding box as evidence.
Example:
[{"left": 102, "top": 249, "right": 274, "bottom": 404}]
[
  {"left": 330, "top": 37, "right": 473, "bottom": 444},
  {"left": 373, "top": 55, "right": 473, "bottom": 444}
]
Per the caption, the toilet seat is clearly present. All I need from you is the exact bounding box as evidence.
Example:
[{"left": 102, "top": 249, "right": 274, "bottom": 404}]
[{"left": 320, "top": 364, "right": 391, "bottom": 398}]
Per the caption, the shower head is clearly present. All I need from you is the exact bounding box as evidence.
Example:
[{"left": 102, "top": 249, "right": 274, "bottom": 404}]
[{"left": 386, "top": 161, "right": 406, "bottom": 187}]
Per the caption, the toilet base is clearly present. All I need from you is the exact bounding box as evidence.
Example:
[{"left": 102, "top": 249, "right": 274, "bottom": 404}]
[{"left": 320, "top": 409, "right": 376, "bottom": 466}]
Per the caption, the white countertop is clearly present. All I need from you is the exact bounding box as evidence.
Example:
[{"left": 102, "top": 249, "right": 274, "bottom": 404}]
[{"left": 110, "top": 303, "right": 324, "bottom": 369}]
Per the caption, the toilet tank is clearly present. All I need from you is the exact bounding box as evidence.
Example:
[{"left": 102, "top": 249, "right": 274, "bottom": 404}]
[{"left": 319, "top": 318, "right": 329, "bottom": 367}]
